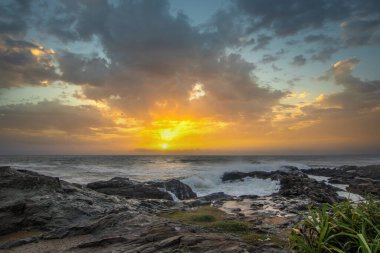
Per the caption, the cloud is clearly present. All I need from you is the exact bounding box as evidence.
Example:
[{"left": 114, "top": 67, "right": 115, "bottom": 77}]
[
  {"left": 0, "top": 0, "right": 30, "bottom": 36},
  {"left": 261, "top": 54, "right": 279, "bottom": 64},
  {"left": 0, "top": 37, "right": 59, "bottom": 88},
  {"left": 252, "top": 34, "right": 272, "bottom": 51},
  {"left": 273, "top": 58, "right": 380, "bottom": 150},
  {"left": 311, "top": 47, "right": 338, "bottom": 62},
  {"left": 314, "top": 58, "right": 380, "bottom": 111},
  {"left": 291, "top": 54, "right": 306, "bottom": 66},
  {"left": 235, "top": 0, "right": 351, "bottom": 36},
  {"left": 58, "top": 51, "right": 109, "bottom": 86},
  {"left": 341, "top": 18, "right": 380, "bottom": 47},
  {"left": 37, "top": 0, "right": 285, "bottom": 122},
  {"left": 304, "top": 34, "right": 339, "bottom": 44},
  {"left": 0, "top": 100, "right": 110, "bottom": 133},
  {"left": 234, "top": 0, "right": 380, "bottom": 50}
]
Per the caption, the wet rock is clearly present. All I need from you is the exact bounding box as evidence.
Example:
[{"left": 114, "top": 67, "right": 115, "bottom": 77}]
[
  {"left": 303, "top": 165, "right": 380, "bottom": 197},
  {"left": 0, "top": 166, "right": 61, "bottom": 191},
  {"left": 87, "top": 177, "right": 196, "bottom": 200},
  {"left": 200, "top": 192, "right": 233, "bottom": 201},
  {"left": 222, "top": 171, "right": 286, "bottom": 182},
  {"left": 278, "top": 174, "right": 340, "bottom": 204},
  {"left": 147, "top": 179, "right": 197, "bottom": 200},
  {"left": 0, "top": 167, "right": 133, "bottom": 236},
  {"left": 87, "top": 177, "right": 174, "bottom": 200},
  {"left": 347, "top": 179, "right": 380, "bottom": 196}
]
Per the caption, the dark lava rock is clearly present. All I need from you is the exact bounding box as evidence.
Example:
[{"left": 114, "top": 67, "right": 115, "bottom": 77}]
[
  {"left": 222, "top": 171, "right": 287, "bottom": 182},
  {"left": 0, "top": 166, "right": 61, "bottom": 191},
  {"left": 303, "top": 165, "right": 380, "bottom": 197},
  {"left": 87, "top": 177, "right": 196, "bottom": 200},
  {"left": 200, "top": 192, "right": 233, "bottom": 201},
  {"left": 278, "top": 173, "right": 340, "bottom": 204},
  {"left": 147, "top": 179, "right": 197, "bottom": 200},
  {"left": 0, "top": 166, "right": 131, "bottom": 237},
  {"left": 87, "top": 177, "right": 173, "bottom": 200}
]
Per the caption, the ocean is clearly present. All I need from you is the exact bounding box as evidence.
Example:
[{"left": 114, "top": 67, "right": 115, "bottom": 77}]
[{"left": 1, "top": 155, "right": 380, "bottom": 197}]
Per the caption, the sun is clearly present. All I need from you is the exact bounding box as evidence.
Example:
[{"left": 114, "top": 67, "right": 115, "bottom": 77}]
[{"left": 160, "top": 143, "right": 168, "bottom": 149}]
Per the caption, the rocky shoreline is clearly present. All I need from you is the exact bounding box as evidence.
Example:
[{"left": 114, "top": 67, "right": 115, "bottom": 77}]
[{"left": 1, "top": 165, "right": 379, "bottom": 252}]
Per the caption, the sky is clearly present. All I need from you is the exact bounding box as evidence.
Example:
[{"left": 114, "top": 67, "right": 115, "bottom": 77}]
[{"left": 0, "top": 0, "right": 380, "bottom": 155}]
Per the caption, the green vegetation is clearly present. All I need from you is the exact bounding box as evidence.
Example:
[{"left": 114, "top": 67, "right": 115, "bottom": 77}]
[
  {"left": 160, "top": 206, "right": 224, "bottom": 225},
  {"left": 290, "top": 198, "right": 380, "bottom": 253},
  {"left": 213, "top": 220, "right": 249, "bottom": 233},
  {"left": 190, "top": 214, "right": 217, "bottom": 222},
  {"left": 161, "top": 206, "right": 286, "bottom": 246}
]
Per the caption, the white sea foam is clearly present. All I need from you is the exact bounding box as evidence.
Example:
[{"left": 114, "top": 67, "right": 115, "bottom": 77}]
[
  {"left": 1, "top": 155, "right": 379, "bottom": 197},
  {"left": 182, "top": 175, "right": 280, "bottom": 197},
  {"left": 307, "top": 175, "right": 364, "bottom": 202}
]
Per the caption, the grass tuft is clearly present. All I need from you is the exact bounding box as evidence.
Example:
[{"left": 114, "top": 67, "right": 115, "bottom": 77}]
[
  {"left": 213, "top": 220, "right": 249, "bottom": 233},
  {"left": 190, "top": 214, "right": 217, "bottom": 222},
  {"left": 289, "top": 197, "right": 380, "bottom": 253}
]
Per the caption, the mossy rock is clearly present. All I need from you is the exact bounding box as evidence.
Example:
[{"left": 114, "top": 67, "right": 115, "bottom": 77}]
[
  {"left": 190, "top": 214, "right": 217, "bottom": 222},
  {"left": 213, "top": 220, "right": 249, "bottom": 233},
  {"left": 160, "top": 206, "right": 224, "bottom": 224}
]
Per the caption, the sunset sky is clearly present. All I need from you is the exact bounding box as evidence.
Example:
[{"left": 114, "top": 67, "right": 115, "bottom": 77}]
[{"left": 1, "top": 0, "right": 380, "bottom": 155}]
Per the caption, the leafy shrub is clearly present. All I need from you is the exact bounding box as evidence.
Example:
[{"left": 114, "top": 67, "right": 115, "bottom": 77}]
[{"left": 290, "top": 198, "right": 380, "bottom": 253}]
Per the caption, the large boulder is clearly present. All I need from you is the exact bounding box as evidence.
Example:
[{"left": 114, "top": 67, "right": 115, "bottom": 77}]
[
  {"left": 87, "top": 177, "right": 196, "bottom": 200},
  {"left": 278, "top": 173, "right": 340, "bottom": 204},
  {"left": 0, "top": 166, "right": 131, "bottom": 236},
  {"left": 87, "top": 177, "right": 173, "bottom": 200},
  {"left": 0, "top": 166, "right": 61, "bottom": 190},
  {"left": 147, "top": 179, "right": 197, "bottom": 200}
]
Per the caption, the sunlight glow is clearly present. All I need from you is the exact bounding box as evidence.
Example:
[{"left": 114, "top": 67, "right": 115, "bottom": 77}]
[
  {"left": 160, "top": 129, "right": 176, "bottom": 141},
  {"left": 136, "top": 119, "right": 230, "bottom": 151},
  {"left": 189, "top": 82, "right": 206, "bottom": 101}
]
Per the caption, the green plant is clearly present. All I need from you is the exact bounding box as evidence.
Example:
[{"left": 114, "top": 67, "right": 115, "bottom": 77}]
[
  {"left": 190, "top": 214, "right": 216, "bottom": 222},
  {"left": 289, "top": 198, "right": 380, "bottom": 253},
  {"left": 212, "top": 220, "right": 249, "bottom": 233}
]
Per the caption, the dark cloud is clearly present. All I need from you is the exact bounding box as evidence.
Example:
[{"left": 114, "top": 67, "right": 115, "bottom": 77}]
[
  {"left": 252, "top": 34, "right": 272, "bottom": 51},
  {"left": 291, "top": 54, "right": 306, "bottom": 66},
  {"left": 261, "top": 54, "right": 279, "bottom": 64},
  {"left": 0, "top": 0, "right": 30, "bottom": 36},
  {"left": 39, "top": 0, "right": 285, "bottom": 121},
  {"left": 0, "top": 37, "right": 59, "bottom": 88},
  {"left": 304, "top": 34, "right": 338, "bottom": 44},
  {"left": 0, "top": 100, "right": 110, "bottom": 134},
  {"left": 234, "top": 0, "right": 380, "bottom": 49},
  {"left": 341, "top": 18, "right": 380, "bottom": 47},
  {"left": 236, "top": 0, "right": 351, "bottom": 36},
  {"left": 58, "top": 52, "right": 109, "bottom": 86},
  {"left": 311, "top": 47, "right": 338, "bottom": 62}
]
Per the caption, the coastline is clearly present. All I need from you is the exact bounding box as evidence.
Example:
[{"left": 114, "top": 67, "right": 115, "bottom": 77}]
[{"left": 0, "top": 164, "right": 379, "bottom": 252}]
